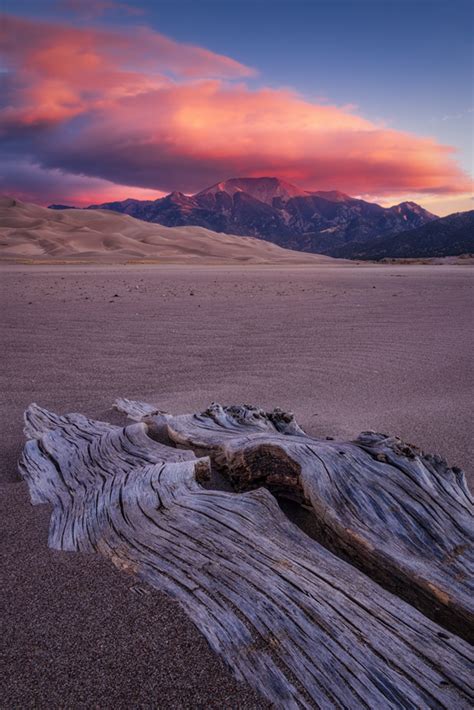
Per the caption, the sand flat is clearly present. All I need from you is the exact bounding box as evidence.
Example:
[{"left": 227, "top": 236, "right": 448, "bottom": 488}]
[{"left": 1, "top": 263, "right": 473, "bottom": 707}]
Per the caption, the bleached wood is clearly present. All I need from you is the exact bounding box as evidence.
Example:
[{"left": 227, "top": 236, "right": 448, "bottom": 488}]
[
  {"left": 20, "top": 403, "right": 473, "bottom": 708},
  {"left": 115, "top": 399, "right": 474, "bottom": 640}
]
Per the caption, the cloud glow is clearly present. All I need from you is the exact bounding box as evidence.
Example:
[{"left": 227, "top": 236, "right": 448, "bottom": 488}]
[{"left": 0, "top": 12, "right": 471, "bottom": 206}]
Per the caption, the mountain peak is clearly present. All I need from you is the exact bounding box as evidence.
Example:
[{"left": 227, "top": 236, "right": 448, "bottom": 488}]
[
  {"left": 389, "top": 201, "right": 438, "bottom": 220},
  {"left": 194, "top": 176, "right": 307, "bottom": 205},
  {"left": 163, "top": 191, "right": 196, "bottom": 207}
]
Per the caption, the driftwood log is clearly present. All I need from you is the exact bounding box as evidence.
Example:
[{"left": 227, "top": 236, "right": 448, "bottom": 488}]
[
  {"left": 115, "top": 399, "right": 474, "bottom": 642},
  {"left": 19, "top": 402, "right": 473, "bottom": 709}
]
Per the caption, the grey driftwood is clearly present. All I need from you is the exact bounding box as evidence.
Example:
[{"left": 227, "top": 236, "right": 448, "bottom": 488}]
[
  {"left": 19, "top": 402, "right": 473, "bottom": 709},
  {"left": 115, "top": 399, "right": 474, "bottom": 641}
]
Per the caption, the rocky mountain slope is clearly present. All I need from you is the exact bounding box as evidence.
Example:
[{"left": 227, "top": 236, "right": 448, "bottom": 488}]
[
  {"left": 65, "top": 177, "right": 438, "bottom": 255},
  {"left": 332, "top": 210, "right": 474, "bottom": 260}
]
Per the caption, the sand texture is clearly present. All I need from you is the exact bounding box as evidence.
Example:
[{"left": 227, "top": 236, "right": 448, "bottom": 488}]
[
  {"left": 0, "top": 196, "right": 334, "bottom": 265},
  {"left": 1, "top": 264, "right": 473, "bottom": 707}
]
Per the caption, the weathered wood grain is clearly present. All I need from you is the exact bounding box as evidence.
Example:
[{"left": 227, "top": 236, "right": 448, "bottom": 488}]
[
  {"left": 115, "top": 400, "right": 474, "bottom": 641},
  {"left": 20, "top": 403, "right": 473, "bottom": 709}
]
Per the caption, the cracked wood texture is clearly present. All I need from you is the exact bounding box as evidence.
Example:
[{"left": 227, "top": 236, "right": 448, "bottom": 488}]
[
  {"left": 115, "top": 400, "right": 474, "bottom": 642},
  {"left": 19, "top": 403, "right": 473, "bottom": 709}
]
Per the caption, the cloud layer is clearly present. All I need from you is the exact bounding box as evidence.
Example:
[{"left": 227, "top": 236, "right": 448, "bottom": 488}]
[{"left": 1, "top": 12, "right": 471, "bottom": 205}]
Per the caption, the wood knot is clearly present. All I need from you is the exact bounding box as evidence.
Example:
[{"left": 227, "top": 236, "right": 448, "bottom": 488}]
[{"left": 195, "top": 459, "right": 211, "bottom": 483}]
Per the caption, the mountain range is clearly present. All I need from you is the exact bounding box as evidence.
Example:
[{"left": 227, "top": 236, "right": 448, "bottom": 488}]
[
  {"left": 331, "top": 210, "right": 474, "bottom": 260},
  {"left": 49, "top": 177, "right": 473, "bottom": 258}
]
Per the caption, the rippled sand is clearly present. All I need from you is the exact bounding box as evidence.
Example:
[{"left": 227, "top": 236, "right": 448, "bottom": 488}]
[{"left": 2, "top": 263, "right": 472, "bottom": 707}]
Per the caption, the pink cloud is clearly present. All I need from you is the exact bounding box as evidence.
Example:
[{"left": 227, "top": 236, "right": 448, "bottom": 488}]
[
  {"left": 0, "top": 12, "right": 471, "bottom": 203},
  {"left": 0, "top": 14, "right": 254, "bottom": 126}
]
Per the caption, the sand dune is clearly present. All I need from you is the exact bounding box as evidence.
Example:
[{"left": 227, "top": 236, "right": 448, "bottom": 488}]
[{"left": 0, "top": 196, "right": 335, "bottom": 264}]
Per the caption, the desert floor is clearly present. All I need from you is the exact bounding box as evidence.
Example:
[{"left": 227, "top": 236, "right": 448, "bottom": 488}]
[{"left": 1, "top": 263, "right": 472, "bottom": 707}]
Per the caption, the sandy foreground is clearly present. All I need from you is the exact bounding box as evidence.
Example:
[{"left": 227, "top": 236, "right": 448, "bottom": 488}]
[{"left": 1, "top": 263, "right": 473, "bottom": 707}]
